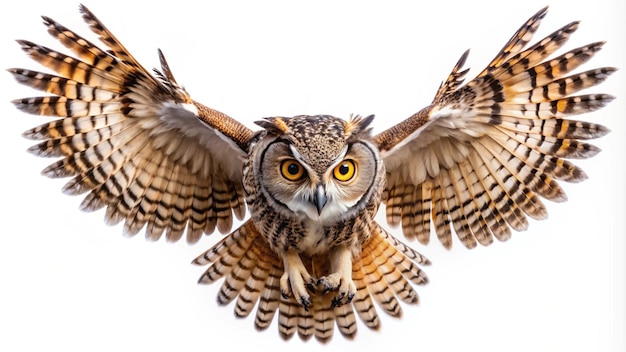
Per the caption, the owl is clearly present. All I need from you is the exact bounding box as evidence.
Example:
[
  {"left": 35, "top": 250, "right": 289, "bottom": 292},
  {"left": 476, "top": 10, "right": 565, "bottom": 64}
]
[{"left": 10, "top": 5, "right": 615, "bottom": 342}]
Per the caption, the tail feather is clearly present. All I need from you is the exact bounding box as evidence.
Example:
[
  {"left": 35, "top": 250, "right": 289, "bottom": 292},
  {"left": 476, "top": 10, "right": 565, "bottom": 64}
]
[
  {"left": 234, "top": 259, "right": 271, "bottom": 318},
  {"left": 192, "top": 220, "right": 428, "bottom": 341},
  {"left": 254, "top": 262, "right": 282, "bottom": 331},
  {"left": 193, "top": 221, "right": 257, "bottom": 282},
  {"left": 311, "top": 294, "right": 335, "bottom": 342},
  {"left": 333, "top": 301, "right": 357, "bottom": 339},
  {"left": 277, "top": 299, "right": 300, "bottom": 340},
  {"left": 295, "top": 300, "right": 315, "bottom": 341}
]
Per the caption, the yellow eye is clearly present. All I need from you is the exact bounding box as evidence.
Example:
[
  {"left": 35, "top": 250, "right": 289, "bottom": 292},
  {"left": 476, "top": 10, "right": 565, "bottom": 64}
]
[
  {"left": 280, "top": 159, "right": 305, "bottom": 181},
  {"left": 333, "top": 160, "right": 356, "bottom": 182}
]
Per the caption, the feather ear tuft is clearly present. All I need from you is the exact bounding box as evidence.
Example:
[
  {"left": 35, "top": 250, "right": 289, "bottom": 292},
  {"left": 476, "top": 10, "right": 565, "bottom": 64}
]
[
  {"left": 345, "top": 114, "right": 375, "bottom": 140},
  {"left": 255, "top": 117, "right": 291, "bottom": 135}
]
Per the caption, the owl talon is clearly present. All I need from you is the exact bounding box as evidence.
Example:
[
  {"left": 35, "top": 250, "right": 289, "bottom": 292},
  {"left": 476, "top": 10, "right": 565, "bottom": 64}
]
[
  {"left": 317, "top": 275, "right": 340, "bottom": 293},
  {"left": 331, "top": 291, "right": 355, "bottom": 307},
  {"left": 317, "top": 273, "right": 357, "bottom": 307},
  {"left": 306, "top": 280, "right": 317, "bottom": 293},
  {"left": 331, "top": 291, "right": 345, "bottom": 307},
  {"left": 281, "top": 250, "right": 315, "bottom": 309},
  {"left": 300, "top": 296, "right": 312, "bottom": 312},
  {"left": 347, "top": 291, "right": 355, "bottom": 303}
]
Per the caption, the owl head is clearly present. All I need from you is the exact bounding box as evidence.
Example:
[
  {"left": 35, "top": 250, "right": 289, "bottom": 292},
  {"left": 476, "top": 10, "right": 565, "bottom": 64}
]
[{"left": 251, "top": 114, "right": 384, "bottom": 223}]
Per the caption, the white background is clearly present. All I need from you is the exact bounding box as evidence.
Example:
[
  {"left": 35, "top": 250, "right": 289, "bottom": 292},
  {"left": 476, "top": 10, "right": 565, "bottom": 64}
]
[{"left": 0, "top": 1, "right": 624, "bottom": 351}]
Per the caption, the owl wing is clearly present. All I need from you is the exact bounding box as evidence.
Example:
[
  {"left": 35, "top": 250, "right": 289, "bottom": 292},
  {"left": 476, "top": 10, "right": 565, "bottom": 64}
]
[
  {"left": 375, "top": 7, "right": 616, "bottom": 248},
  {"left": 10, "top": 5, "right": 254, "bottom": 243}
]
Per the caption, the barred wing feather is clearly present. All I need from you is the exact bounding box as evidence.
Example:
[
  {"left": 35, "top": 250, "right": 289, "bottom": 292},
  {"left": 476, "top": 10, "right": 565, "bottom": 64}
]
[
  {"left": 10, "top": 5, "right": 254, "bottom": 243},
  {"left": 376, "top": 7, "right": 615, "bottom": 248}
]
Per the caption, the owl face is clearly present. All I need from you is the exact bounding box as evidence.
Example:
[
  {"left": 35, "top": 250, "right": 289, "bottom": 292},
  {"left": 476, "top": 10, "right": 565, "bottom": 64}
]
[{"left": 252, "top": 115, "right": 383, "bottom": 224}]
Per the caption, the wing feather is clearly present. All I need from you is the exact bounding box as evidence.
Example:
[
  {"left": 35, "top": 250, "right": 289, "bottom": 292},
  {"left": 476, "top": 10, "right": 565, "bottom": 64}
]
[
  {"left": 376, "top": 7, "right": 614, "bottom": 248},
  {"left": 11, "top": 5, "right": 254, "bottom": 243}
]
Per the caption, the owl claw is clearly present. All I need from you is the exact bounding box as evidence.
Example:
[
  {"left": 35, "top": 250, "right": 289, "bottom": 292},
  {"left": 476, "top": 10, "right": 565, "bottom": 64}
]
[
  {"left": 317, "top": 277, "right": 334, "bottom": 295},
  {"left": 317, "top": 273, "right": 357, "bottom": 307},
  {"left": 331, "top": 291, "right": 355, "bottom": 308},
  {"left": 306, "top": 281, "right": 317, "bottom": 293},
  {"left": 300, "top": 296, "right": 312, "bottom": 312},
  {"left": 281, "top": 251, "right": 315, "bottom": 310}
]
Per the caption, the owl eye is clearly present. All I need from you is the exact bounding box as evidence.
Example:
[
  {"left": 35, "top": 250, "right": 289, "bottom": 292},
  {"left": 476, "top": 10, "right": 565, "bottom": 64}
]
[
  {"left": 333, "top": 160, "right": 356, "bottom": 182},
  {"left": 280, "top": 159, "right": 305, "bottom": 181}
]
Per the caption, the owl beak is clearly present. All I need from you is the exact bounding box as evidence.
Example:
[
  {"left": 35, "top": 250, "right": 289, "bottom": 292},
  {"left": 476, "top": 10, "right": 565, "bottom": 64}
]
[{"left": 314, "top": 185, "right": 327, "bottom": 215}]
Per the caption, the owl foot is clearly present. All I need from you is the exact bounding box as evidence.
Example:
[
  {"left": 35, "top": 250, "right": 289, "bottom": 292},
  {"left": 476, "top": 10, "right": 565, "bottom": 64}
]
[
  {"left": 281, "top": 250, "right": 316, "bottom": 311},
  {"left": 318, "top": 245, "right": 356, "bottom": 307},
  {"left": 317, "top": 273, "right": 356, "bottom": 307}
]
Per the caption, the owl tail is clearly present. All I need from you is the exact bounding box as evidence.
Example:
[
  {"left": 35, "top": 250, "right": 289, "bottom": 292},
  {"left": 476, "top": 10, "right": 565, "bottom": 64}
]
[{"left": 192, "top": 220, "right": 429, "bottom": 342}]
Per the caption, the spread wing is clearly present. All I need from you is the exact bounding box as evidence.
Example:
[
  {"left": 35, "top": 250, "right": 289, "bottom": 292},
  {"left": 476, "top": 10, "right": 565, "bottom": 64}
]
[
  {"left": 375, "top": 7, "right": 616, "bottom": 249},
  {"left": 10, "top": 5, "right": 254, "bottom": 243}
]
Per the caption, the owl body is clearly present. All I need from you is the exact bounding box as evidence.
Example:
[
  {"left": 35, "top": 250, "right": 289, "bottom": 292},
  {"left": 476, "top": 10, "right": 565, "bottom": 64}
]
[
  {"left": 11, "top": 5, "right": 615, "bottom": 342},
  {"left": 241, "top": 115, "right": 386, "bottom": 306},
  {"left": 244, "top": 114, "right": 383, "bottom": 255}
]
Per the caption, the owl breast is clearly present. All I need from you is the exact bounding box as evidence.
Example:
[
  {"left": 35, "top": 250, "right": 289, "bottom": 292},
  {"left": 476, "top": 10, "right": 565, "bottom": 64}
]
[{"left": 242, "top": 115, "right": 385, "bottom": 257}]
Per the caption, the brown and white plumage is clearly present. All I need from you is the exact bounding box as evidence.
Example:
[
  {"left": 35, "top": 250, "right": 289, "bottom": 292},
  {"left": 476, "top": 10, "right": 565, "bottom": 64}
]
[
  {"left": 192, "top": 221, "right": 428, "bottom": 341},
  {"left": 12, "top": 6, "right": 252, "bottom": 243},
  {"left": 10, "top": 4, "right": 614, "bottom": 342},
  {"left": 377, "top": 6, "right": 614, "bottom": 248}
]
